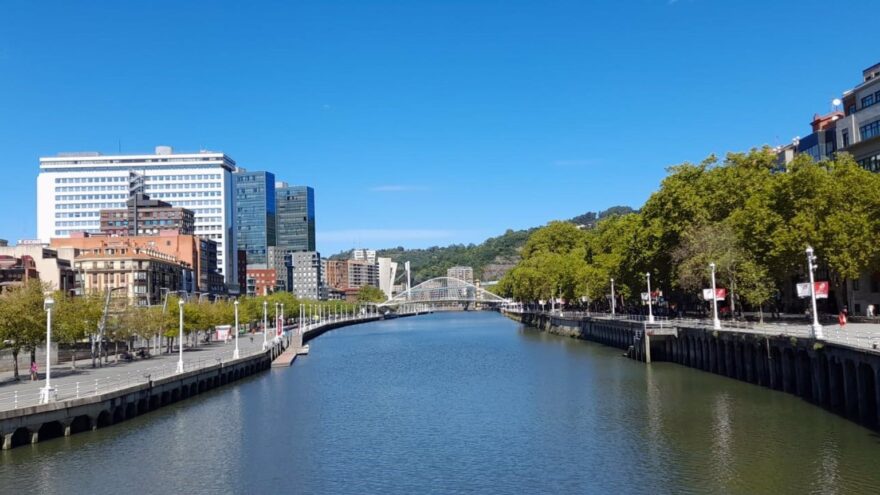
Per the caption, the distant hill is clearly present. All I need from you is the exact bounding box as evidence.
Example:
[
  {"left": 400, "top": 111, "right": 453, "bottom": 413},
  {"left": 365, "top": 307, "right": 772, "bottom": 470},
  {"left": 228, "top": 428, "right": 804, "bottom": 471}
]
[{"left": 330, "top": 206, "right": 634, "bottom": 284}]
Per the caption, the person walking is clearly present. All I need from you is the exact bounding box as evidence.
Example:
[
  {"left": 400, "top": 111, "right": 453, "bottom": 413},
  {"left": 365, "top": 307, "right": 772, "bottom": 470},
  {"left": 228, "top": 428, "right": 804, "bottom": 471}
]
[
  {"left": 838, "top": 308, "right": 848, "bottom": 329},
  {"left": 30, "top": 361, "right": 37, "bottom": 381}
]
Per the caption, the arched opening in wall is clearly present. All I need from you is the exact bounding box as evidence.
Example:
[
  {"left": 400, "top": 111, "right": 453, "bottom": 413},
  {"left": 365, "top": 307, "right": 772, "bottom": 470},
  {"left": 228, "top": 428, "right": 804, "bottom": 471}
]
[
  {"left": 149, "top": 395, "right": 159, "bottom": 410},
  {"left": 858, "top": 362, "right": 878, "bottom": 427},
  {"left": 9, "top": 427, "right": 30, "bottom": 449},
  {"left": 96, "top": 410, "right": 112, "bottom": 429},
  {"left": 748, "top": 344, "right": 759, "bottom": 384},
  {"left": 830, "top": 358, "right": 845, "bottom": 412},
  {"left": 126, "top": 401, "right": 137, "bottom": 419},
  {"left": 137, "top": 398, "right": 148, "bottom": 415},
  {"left": 170, "top": 388, "right": 180, "bottom": 402},
  {"left": 817, "top": 354, "right": 831, "bottom": 407},
  {"left": 180, "top": 385, "right": 190, "bottom": 400},
  {"left": 161, "top": 391, "right": 170, "bottom": 406},
  {"left": 112, "top": 406, "right": 124, "bottom": 424},
  {"left": 37, "top": 421, "right": 64, "bottom": 442},
  {"left": 189, "top": 383, "right": 197, "bottom": 396},
  {"left": 198, "top": 380, "right": 206, "bottom": 393},
  {"left": 69, "top": 415, "right": 92, "bottom": 435},
  {"left": 796, "top": 350, "right": 814, "bottom": 401}
]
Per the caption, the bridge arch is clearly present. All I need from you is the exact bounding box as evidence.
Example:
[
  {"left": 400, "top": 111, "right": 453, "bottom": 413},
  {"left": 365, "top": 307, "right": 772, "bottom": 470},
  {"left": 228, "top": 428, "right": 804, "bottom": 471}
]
[{"left": 378, "top": 276, "right": 510, "bottom": 308}]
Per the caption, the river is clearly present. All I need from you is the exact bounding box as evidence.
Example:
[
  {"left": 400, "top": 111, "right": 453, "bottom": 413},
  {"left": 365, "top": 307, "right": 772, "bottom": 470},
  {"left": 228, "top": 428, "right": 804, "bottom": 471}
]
[{"left": 1, "top": 311, "right": 879, "bottom": 494}]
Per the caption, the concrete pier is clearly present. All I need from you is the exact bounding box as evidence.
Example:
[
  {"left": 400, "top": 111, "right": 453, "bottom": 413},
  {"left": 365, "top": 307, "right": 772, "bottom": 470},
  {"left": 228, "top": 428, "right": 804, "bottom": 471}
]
[{"left": 505, "top": 311, "right": 880, "bottom": 432}]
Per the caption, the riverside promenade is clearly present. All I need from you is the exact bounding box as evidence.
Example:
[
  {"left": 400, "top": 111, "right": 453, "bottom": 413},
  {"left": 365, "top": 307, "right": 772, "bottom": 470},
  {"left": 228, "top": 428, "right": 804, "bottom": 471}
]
[{"left": 0, "top": 312, "right": 389, "bottom": 450}]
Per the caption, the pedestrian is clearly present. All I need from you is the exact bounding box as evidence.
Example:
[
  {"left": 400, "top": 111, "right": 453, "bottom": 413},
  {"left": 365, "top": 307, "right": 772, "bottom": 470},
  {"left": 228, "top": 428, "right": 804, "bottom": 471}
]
[
  {"left": 838, "top": 308, "right": 848, "bottom": 329},
  {"left": 30, "top": 361, "right": 37, "bottom": 381},
  {"left": 867, "top": 304, "right": 875, "bottom": 318}
]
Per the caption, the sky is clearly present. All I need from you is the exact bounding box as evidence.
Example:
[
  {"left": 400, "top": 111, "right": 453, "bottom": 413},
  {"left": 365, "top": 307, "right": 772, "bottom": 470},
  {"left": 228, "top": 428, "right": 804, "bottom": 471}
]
[{"left": 0, "top": 0, "right": 875, "bottom": 255}]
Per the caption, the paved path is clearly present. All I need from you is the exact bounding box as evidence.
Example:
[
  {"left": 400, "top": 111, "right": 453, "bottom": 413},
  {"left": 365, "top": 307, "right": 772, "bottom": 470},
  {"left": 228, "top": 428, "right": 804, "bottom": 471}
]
[
  {"left": 0, "top": 331, "right": 272, "bottom": 412},
  {"left": 0, "top": 314, "right": 382, "bottom": 412},
  {"left": 517, "top": 311, "right": 880, "bottom": 352}
]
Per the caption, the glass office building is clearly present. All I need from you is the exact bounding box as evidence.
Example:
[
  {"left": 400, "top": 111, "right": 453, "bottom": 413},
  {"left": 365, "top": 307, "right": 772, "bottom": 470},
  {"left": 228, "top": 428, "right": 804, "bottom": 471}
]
[
  {"left": 275, "top": 185, "right": 315, "bottom": 287},
  {"left": 234, "top": 170, "right": 276, "bottom": 267}
]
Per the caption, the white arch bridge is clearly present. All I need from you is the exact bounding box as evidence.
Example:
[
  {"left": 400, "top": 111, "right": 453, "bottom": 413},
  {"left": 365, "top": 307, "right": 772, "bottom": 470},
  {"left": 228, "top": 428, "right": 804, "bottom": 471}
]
[{"left": 378, "top": 276, "right": 510, "bottom": 309}]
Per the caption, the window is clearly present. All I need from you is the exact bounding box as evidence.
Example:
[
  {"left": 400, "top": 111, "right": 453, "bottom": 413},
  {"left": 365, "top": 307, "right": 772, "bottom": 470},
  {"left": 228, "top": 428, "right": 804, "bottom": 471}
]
[
  {"left": 863, "top": 93, "right": 876, "bottom": 109},
  {"left": 860, "top": 120, "right": 880, "bottom": 141}
]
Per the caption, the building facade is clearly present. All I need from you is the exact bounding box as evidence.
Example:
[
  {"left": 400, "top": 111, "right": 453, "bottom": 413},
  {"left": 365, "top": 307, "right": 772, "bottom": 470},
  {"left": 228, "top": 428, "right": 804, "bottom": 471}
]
[
  {"left": 377, "top": 257, "right": 397, "bottom": 299},
  {"left": 447, "top": 266, "right": 474, "bottom": 284},
  {"left": 274, "top": 185, "right": 315, "bottom": 288},
  {"left": 837, "top": 63, "right": 880, "bottom": 172},
  {"left": 289, "top": 251, "right": 323, "bottom": 300},
  {"left": 347, "top": 260, "right": 379, "bottom": 289},
  {"left": 50, "top": 232, "right": 223, "bottom": 295},
  {"left": 0, "top": 242, "right": 76, "bottom": 293},
  {"left": 324, "top": 259, "right": 349, "bottom": 290},
  {"left": 246, "top": 268, "right": 276, "bottom": 296},
  {"left": 73, "top": 246, "right": 188, "bottom": 306},
  {"left": 234, "top": 170, "right": 276, "bottom": 268},
  {"left": 99, "top": 193, "right": 195, "bottom": 236},
  {"left": 37, "top": 146, "right": 239, "bottom": 292}
]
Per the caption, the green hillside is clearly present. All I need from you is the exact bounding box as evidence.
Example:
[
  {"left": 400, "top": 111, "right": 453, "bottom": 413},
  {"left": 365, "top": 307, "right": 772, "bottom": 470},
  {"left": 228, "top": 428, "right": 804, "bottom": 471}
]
[{"left": 330, "top": 206, "right": 633, "bottom": 284}]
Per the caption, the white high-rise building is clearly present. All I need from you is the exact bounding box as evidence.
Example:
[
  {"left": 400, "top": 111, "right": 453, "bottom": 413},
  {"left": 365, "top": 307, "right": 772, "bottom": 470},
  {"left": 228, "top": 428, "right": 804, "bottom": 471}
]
[
  {"left": 377, "top": 257, "right": 397, "bottom": 300},
  {"left": 352, "top": 248, "right": 376, "bottom": 264},
  {"left": 37, "top": 146, "right": 239, "bottom": 292}
]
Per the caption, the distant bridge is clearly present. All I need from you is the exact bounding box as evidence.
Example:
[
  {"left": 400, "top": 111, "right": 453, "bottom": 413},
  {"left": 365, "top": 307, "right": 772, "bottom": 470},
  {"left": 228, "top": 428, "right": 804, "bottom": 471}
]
[{"left": 379, "top": 276, "right": 510, "bottom": 308}]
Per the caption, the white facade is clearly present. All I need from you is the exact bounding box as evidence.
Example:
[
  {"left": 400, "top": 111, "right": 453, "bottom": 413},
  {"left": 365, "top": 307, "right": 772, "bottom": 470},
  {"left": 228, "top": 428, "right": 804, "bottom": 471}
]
[
  {"left": 377, "top": 257, "right": 397, "bottom": 300},
  {"left": 352, "top": 248, "right": 376, "bottom": 264},
  {"left": 447, "top": 266, "right": 474, "bottom": 284},
  {"left": 37, "top": 147, "right": 239, "bottom": 292}
]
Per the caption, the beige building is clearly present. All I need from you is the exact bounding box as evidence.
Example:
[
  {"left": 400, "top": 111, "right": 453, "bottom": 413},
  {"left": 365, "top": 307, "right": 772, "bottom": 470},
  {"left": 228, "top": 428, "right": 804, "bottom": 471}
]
[
  {"left": 74, "top": 246, "right": 188, "bottom": 306},
  {"left": 0, "top": 241, "right": 76, "bottom": 293}
]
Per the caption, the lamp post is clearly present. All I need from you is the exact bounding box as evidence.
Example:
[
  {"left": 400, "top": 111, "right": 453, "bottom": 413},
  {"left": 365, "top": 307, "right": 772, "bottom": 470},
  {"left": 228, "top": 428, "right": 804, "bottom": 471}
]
[
  {"left": 262, "top": 300, "right": 269, "bottom": 350},
  {"left": 806, "top": 246, "right": 824, "bottom": 339},
  {"left": 233, "top": 300, "right": 240, "bottom": 359},
  {"left": 645, "top": 272, "right": 655, "bottom": 324},
  {"left": 710, "top": 262, "right": 721, "bottom": 330},
  {"left": 39, "top": 296, "right": 56, "bottom": 404},
  {"left": 280, "top": 303, "right": 285, "bottom": 338},
  {"left": 176, "top": 299, "right": 184, "bottom": 373},
  {"left": 610, "top": 278, "right": 616, "bottom": 317}
]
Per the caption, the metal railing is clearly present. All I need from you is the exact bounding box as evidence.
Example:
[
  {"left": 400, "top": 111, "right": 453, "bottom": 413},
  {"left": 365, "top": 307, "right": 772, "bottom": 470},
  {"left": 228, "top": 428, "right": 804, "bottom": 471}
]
[
  {"left": 502, "top": 309, "right": 880, "bottom": 352},
  {"left": 0, "top": 347, "right": 267, "bottom": 412}
]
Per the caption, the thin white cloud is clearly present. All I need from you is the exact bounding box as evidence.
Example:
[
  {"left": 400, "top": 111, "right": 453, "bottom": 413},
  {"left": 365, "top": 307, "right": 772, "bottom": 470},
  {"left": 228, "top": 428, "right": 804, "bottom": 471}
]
[
  {"left": 370, "top": 185, "right": 427, "bottom": 192},
  {"left": 318, "top": 229, "right": 462, "bottom": 243}
]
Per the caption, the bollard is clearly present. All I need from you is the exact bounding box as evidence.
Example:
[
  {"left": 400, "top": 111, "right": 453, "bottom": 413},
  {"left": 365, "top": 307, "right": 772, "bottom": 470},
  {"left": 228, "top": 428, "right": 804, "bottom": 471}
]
[
  {"left": 76, "top": 382, "right": 80, "bottom": 398},
  {"left": 94, "top": 379, "right": 99, "bottom": 395},
  {"left": 14, "top": 390, "right": 17, "bottom": 409}
]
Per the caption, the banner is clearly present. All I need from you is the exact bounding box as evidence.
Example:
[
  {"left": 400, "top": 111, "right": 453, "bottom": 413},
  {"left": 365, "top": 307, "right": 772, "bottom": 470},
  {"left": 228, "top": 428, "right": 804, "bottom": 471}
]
[
  {"left": 796, "top": 281, "right": 829, "bottom": 299},
  {"left": 640, "top": 291, "right": 661, "bottom": 302},
  {"left": 702, "top": 288, "right": 727, "bottom": 301},
  {"left": 276, "top": 317, "right": 283, "bottom": 336}
]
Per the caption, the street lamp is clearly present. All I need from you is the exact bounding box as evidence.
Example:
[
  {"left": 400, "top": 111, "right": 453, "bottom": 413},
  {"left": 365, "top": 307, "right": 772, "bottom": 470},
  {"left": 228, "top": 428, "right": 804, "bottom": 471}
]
[
  {"left": 39, "top": 296, "right": 56, "bottom": 404},
  {"left": 710, "top": 263, "right": 721, "bottom": 330},
  {"left": 176, "top": 299, "right": 184, "bottom": 373},
  {"left": 645, "top": 272, "right": 655, "bottom": 324},
  {"left": 610, "top": 278, "right": 616, "bottom": 317},
  {"left": 233, "top": 300, "right": 240, "bottom": 359},
  {"left": 806, "top": 246, "right": 824, "bottom": 339},
  {"left": 262, "top": 300, "right": 269, "bottom": 350}
]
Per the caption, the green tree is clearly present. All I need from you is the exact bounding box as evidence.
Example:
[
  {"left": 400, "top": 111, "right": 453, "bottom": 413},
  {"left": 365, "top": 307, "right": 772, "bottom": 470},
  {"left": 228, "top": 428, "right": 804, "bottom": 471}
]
[
  {"left": 53, "top": 291, "right": 103, "bottom": 368},
  {"left": 357, "top": 285, "right": 387, "bottom": 303}
]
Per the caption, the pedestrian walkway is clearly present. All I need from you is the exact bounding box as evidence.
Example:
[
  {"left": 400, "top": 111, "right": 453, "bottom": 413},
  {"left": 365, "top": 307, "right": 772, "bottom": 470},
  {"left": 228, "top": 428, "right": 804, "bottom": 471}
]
[
  {"left": 0, "top": 332, "right": 271, "bottom": 412},
  {"left": 511, "top": 309, "right": 880, "bottom": 352}
]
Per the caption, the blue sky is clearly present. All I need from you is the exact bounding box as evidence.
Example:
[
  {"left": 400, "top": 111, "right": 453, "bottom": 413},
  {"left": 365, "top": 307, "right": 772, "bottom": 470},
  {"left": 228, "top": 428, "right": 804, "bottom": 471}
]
[{"left": 0, "top": 0, "right": 874, "bottom": 255}]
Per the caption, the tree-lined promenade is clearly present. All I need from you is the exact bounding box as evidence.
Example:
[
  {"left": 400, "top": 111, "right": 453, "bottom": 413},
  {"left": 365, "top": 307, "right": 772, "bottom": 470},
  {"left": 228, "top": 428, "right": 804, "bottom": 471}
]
[
  {"left": 0, "top": 280, "right": 383, "bottom": 381},
  {"left": 496, "top": 149, "right": 880, "bottom": 318}
]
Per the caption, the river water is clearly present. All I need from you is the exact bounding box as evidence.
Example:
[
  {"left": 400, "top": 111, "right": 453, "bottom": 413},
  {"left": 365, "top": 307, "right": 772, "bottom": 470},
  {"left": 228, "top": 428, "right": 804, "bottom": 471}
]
[{"left": 2, "top": 311, "right": 879, "bottom": 494}]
